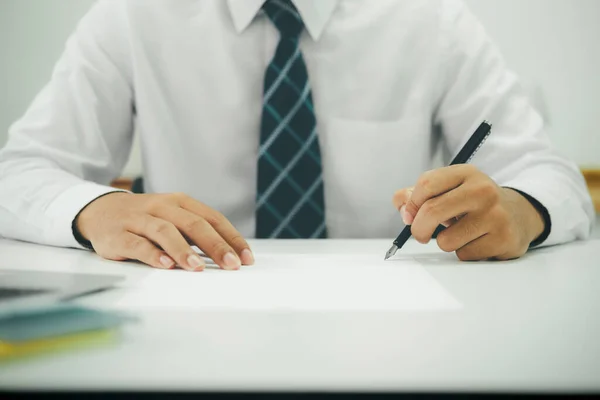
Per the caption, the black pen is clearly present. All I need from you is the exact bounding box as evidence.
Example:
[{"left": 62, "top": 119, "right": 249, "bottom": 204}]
[{"left": 384, "top": 121, "right": 493, "bottom": 260}]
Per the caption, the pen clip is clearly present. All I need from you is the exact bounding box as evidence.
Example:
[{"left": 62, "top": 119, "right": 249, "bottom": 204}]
[{"left": 464, "top": 124, "right": 492, "bottom": 164}]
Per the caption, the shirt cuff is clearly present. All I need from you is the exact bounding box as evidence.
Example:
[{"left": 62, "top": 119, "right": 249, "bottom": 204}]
[{"left": 43, "top": 183, "right": 126, "bottom": 249}]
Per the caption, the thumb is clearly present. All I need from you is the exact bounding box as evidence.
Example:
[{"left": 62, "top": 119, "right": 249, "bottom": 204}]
[{"left": 392, "top": 187, "right": 415, "bottom": 225}]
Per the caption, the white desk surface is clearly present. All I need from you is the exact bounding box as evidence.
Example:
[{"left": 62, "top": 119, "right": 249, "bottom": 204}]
[{"left": 0, "top": 238, "right": 599, "bottom": 393}]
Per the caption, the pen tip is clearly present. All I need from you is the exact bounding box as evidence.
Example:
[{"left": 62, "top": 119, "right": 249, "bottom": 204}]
[{"left": 385, "top": 245, "right": 398, "bottom": 261}]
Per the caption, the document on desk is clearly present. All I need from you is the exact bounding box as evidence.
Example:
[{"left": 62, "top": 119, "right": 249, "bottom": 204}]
[{"left": 110, "top": 254, "right": 461, "bottom": 312}]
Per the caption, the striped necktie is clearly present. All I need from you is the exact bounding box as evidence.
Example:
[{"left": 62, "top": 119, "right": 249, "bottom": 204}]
[{"left": 255, "top": 0, "right": 327, "bottom": 239}]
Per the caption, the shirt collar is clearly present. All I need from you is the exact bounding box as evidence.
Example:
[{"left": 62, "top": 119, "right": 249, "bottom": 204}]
[{"left": 227, "top": 0, "right": 338, "bottom": 41}]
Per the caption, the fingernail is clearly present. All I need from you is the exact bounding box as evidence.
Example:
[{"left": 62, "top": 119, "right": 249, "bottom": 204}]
[
  {"left": 401, "top": 205, "right": 414, "bottom": 225},
  {"left": 160, "top": 255, "right": 175, "bottom": 269},
  {"left": 223, "top": 252, "right": 241, "bottom": 270},
  {"left": 187, "top": 254, "right": 205, "bottom": 271},
  {"left": 241, "top": 249, "right": 255, "bottom": 266}
]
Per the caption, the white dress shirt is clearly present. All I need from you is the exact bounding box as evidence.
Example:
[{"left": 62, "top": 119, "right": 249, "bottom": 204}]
[{"left": 0, "top": 0, "right": 594, "bottom": 249}]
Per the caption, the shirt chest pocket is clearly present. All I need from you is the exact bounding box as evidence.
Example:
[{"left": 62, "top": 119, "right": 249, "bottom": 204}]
[{"left": 319, "top": 116, "right": 433, "bottom": 237}]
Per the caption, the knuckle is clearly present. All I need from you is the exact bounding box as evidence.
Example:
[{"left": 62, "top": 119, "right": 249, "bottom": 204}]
[
  {"left": 165, "top": 192, "right": 187, "bottom": 204},
  {"left": 205, "top": 211, "right": 226, "bottom": 227},
  {"left": 172, "top": 192, "right": 187, "bottom": 200},
  {"left": 416, "top": 171, "right": 433, "bottom": 192},
  {"left": 406, "top": 198, "right": 420, "bottom": 214},
  {"left": 124, "top": 236, "right": 144, "bottom": 252},
  {"left": 145, "top": 198, "right": 166, "bottom": 213},
  {"left": 123, "top": 214, "right": 146, "bottom": 232},
  {"left": 229, "top": 234, "right": 247, "bottom": 249},
  {"left": 183, "top": 218, "right": 207, "bottom": 234},
  {"left": 153, "top": 221, "right": 174, "bottom": 235},
  {"left": 210, "top": 241, "right": 231, "bottom": 257},
  {"left": 474, "top": 181, "right": 498, "bottom": 201}
]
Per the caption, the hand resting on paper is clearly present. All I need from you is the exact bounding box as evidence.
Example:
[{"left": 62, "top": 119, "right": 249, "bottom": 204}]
[
  {"left": 75, "top": 192, "right": 254, "bottom": 271},
  {"left": 393, "top": 165, "right": 546, "bottom": 261}
]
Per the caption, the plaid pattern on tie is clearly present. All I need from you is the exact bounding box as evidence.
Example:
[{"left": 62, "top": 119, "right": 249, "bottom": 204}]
[{"left": 255, "top": 0, "right": 327, "bottom": 239}]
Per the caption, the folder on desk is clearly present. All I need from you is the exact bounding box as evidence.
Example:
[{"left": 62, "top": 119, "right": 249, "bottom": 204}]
[
  {"left": 0, "top": 305, "right": 132, "bottom": 342},
  {"left": 0, "top": 305, "right": 134, "bottom": 362},
  {"left": 0, "top": 329, "right": 117, "bottom": 361}
]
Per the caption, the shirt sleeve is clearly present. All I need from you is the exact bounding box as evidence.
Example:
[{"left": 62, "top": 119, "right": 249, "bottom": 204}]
[
  {"left": 0, "top": 0, "right": 133, "bottom": 249},
  {"left": 434, "top": 0, "right": 594, "bottom": 247}
]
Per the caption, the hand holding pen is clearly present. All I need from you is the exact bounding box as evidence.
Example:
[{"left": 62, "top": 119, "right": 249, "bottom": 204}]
[{"left": 386, "top": 121, "right": 547, "bottom": 262}]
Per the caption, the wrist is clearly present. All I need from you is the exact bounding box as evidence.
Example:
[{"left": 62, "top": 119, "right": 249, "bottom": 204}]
[
  {"left": 73, "top": 191, "right": 130, "bottom": 246},
  {"left": 503, "top": 188, "right": 546, "bottom": 245}
]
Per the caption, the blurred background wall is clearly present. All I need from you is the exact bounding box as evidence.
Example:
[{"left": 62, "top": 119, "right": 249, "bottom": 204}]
[{"left": 1, "top": 0, "right": 599, "bottom": 178}]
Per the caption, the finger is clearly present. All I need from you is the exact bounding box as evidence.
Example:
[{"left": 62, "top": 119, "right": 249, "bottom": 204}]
[
  {"left": 455, "top": 234, "right": 503, "bottom": 262},
  {"left": 435, "top": 212, "right": 490, "bottom": 253},
  {"left": 155, "top": 207, "right": 242, "bottom": 271},
  {"left": 411, "top": 185, "right": 479, "bottom": 244},
  {"left": 127, "top": 215, "right": 205, "bottom": 272},
  {"left": 392, "top": 187, "right": 414, "bottom": 225},
  {"left": 405, "top": 165, "right": 476, "bottom": 223},
  {"left": 392, "top": 187, "right": 413, "bottom": 210},
  {"left": 178, "top": 196, "right": 254, "bottom": 266},
  {"left": 117, "top": 232, "right": 178, "bottom": 270}
]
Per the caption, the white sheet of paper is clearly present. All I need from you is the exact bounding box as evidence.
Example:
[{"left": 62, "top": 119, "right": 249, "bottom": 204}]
[{"left": 110, "top": 254, "right": 462, "bottom": 312}]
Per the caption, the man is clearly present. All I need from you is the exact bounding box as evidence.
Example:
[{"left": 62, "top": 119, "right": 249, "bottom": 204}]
[{"left": 0, "top": 0, "right": 593, "bottom": 271}]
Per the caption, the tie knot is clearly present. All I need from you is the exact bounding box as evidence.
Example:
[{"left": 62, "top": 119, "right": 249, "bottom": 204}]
[{"left": 262, "top": 0, "right": 305, "bottom": 38}]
